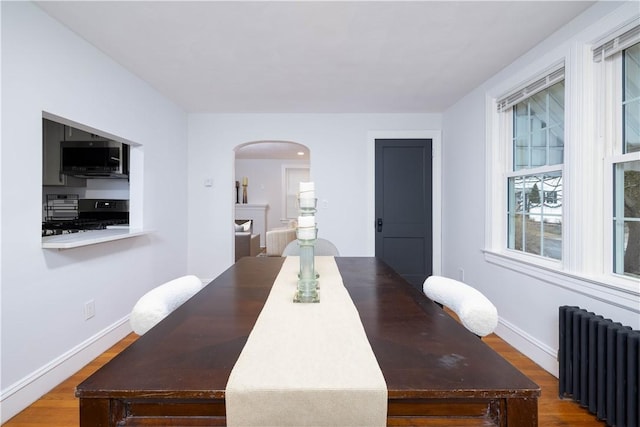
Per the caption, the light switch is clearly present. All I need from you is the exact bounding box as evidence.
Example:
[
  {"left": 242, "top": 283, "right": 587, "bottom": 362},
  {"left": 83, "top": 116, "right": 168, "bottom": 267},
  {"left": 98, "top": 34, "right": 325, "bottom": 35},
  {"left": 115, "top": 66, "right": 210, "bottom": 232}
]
[{"left": 204, "top": 178, "right": 214, "bottom": 187}]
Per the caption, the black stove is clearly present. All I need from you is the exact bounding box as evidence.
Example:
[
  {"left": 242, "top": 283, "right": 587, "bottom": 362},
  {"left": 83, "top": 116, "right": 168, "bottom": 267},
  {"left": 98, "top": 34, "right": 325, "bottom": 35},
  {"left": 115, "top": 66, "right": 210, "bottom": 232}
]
[
  {"left": 42, "top": 218, "right": 130, "bottom": 236},
  {"left": 42, "top": 198, "right": 129, "bottom": 237}
]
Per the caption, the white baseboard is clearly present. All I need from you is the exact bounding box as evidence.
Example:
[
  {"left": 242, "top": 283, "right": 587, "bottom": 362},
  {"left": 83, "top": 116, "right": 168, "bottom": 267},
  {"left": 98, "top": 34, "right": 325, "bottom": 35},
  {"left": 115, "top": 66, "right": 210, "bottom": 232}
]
[
  {"left": 0, "top": 316, "right": 132, "bottom": 424},
  {"left": 495, "top": 316, "right": 559, "bottom": 378}
]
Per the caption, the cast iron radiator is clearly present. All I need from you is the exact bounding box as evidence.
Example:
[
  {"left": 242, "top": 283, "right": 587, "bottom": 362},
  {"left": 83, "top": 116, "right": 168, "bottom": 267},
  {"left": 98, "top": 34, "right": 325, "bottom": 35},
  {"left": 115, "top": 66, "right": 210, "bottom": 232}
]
[{"left": 559, "top": 306, "right": 639, "bottom": 427}]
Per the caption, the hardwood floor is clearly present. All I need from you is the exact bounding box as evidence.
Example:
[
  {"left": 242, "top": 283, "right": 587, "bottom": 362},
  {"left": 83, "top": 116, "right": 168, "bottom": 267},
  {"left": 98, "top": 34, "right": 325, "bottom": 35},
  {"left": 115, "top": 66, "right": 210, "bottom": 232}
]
[
  {"left": 3, "top": 331, "right": 604, "bottom": 426},
  {"left": 482, "top": 333, "right": 604, "bottom": 426}
]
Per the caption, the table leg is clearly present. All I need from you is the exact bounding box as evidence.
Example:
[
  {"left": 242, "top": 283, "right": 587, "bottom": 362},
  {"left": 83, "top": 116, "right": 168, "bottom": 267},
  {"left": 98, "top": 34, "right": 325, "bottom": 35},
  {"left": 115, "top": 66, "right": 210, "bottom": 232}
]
[
  {"left": 79, "top": 398, "right": 125, "bottom": 427},
  {"left": 505, "top": 397, "right": 538, "bottom": 426}
]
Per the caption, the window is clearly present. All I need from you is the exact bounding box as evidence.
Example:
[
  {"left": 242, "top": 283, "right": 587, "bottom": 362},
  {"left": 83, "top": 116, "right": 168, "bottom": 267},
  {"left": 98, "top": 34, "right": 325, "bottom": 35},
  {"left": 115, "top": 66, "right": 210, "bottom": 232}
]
[
  {"left": 485, "top": 15, "right": 639, "bottom": 300},
  {"left": 594, "top": 21, "right": 639, "bottom": 280},
  {"left": 609, "top": 41, "right": 640, "bottom": 278},
  {"left": 614, "top": 160, "right": 640, "bottom": 276},
  {"left": 623, "top": 43, "right": 640, "bottom": 154},
  {"left": 282, "top": 166, "right": 310, "bottom": 219},
  {"left": 502, "top": 73, "right": 565, "bottom": 260}
]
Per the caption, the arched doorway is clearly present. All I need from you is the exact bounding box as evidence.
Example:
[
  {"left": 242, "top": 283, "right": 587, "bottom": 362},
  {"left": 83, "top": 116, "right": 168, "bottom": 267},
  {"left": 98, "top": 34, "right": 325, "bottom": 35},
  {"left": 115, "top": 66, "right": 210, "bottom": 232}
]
[{"left": 234, "top": 141, "right": 310, "bottom": 253}]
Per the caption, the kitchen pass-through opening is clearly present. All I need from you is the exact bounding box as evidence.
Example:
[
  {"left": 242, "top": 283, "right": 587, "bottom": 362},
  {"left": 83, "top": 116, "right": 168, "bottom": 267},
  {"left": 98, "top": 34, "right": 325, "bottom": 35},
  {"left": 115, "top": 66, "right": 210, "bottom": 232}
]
[{"left": 41, "top": 112, "right": 143, "bottom": 245}]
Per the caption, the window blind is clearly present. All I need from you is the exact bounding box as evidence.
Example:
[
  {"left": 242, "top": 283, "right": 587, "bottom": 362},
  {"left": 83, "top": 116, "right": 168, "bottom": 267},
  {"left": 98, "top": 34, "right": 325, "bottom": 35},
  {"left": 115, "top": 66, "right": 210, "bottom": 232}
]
[
  {"left": 496, "top": 63, "right": 564, "bottom": 112},
  {"left": 592, "top": 22, "right": 640, "bottom": 62}
]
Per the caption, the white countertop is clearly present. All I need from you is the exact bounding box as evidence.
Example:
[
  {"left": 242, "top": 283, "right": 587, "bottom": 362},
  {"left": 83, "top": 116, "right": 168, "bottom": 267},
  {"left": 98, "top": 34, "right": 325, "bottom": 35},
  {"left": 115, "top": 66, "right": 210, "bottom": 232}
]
[{"left": 42, "top": 227, "right": 150, "bottom": 249}]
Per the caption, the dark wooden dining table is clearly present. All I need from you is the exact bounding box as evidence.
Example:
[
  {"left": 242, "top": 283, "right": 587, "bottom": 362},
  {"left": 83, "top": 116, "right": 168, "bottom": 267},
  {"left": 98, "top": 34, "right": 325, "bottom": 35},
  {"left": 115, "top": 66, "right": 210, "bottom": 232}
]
[{"left": 76, "top": 257, "right": 540, "bottom": 426}]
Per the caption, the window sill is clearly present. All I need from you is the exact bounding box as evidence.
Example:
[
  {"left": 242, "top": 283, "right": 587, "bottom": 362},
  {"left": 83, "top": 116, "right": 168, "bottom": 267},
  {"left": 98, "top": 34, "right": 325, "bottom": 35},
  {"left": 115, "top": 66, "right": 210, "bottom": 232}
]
[
  {"left": 483, "top": 250, "right": 639, "bottom": 312},
  {"left": 42, "top": 227, "right": 150, "bottom": 250}
]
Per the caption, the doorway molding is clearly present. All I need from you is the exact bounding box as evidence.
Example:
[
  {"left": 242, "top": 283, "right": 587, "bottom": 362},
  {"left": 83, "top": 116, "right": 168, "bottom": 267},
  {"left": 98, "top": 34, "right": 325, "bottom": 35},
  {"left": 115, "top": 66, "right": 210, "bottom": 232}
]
[{"left": 366, "top": 130, "right": 442, "bottom": 276}]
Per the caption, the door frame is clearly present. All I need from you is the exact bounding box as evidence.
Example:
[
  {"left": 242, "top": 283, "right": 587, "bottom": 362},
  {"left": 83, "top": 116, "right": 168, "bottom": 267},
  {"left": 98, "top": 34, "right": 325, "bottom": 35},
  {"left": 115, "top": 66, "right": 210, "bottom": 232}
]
[{"left": 366, "top": 130, "right": 442, "bottom": 276}]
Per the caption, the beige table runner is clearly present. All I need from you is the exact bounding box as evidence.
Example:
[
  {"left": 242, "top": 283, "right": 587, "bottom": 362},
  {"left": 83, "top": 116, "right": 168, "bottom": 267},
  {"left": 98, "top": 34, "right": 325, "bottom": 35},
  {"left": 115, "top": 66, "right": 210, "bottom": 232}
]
[{"left": 225, "top": 256, "right": 387, "bottom": 426}]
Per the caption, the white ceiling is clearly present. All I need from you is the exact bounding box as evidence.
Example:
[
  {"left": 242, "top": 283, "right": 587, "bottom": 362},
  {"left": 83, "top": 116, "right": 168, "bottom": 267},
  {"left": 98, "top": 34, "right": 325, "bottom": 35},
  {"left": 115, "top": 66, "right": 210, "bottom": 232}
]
[{"left": 36, "top": 1, "right": 596, "bottom": 114}]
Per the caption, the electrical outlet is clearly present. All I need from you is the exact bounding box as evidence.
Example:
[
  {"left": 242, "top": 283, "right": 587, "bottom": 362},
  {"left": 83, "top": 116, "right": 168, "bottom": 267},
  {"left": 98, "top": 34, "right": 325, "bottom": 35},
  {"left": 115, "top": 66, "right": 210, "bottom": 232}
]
[
  {"left": 458, "top": 268, "right": 465, "bottom": 282},
  {"left": 84, "top": 300, "right": 95, "bottom": 320}
]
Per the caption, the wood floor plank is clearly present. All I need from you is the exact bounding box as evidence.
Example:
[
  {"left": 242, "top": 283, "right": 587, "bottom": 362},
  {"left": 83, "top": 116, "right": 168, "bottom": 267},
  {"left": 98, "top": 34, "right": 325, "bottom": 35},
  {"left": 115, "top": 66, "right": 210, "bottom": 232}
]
[{"left": 3, "top": 326, "right": 604, "bottom": 426}]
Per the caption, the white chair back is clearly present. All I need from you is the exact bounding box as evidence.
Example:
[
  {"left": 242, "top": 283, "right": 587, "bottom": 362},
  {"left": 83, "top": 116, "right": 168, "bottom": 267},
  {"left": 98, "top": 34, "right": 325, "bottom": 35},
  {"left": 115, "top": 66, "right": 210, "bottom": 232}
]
[{"left": 282, "top": 238, "right": 340, "bottom": 256}]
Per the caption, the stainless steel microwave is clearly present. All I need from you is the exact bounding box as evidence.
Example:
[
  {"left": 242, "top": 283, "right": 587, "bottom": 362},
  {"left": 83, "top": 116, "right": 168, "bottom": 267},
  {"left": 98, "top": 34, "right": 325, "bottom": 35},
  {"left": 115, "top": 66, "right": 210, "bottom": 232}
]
[{"left": 61, "top": 140, "right": 129, "bottom": 179}]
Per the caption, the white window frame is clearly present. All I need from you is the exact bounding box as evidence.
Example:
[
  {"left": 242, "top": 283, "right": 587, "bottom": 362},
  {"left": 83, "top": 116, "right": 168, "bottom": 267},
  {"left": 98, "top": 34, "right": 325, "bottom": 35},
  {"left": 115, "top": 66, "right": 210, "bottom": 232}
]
[
  {"left": 599, "top": 33, "right": 640, "bottom": 287},
  {"left": 505, "top": 80, "right": 565, "bottom": 261},
  {"left": 488, "top": 62, "right": 567, "bottom": 270},
  {"left": 281, "top": 165, "right": 309, "bottom": 221},
  {"left": 485, "top": 19, "right": 640, "bottom": 302},
  {"left": 606, "top": 154, "right": 640, "bottom": 276}
]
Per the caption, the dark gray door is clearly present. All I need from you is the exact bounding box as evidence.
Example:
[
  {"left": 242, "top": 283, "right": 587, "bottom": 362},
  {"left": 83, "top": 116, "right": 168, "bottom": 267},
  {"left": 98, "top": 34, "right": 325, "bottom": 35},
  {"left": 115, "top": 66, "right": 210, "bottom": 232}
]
[{"left": 375, "top": 139, "right": 432, "bottom": 289}]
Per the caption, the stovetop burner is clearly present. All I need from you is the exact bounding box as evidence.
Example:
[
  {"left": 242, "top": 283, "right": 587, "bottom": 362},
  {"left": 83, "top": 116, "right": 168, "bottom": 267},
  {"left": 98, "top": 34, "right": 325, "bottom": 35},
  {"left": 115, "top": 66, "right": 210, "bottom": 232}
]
[
  {"left": 42, "top": 228, "right": 82, "bottom": 237},
  {"left": 42, "top": 198, "right": 129, "bottom": 237},
  {"left": 41, "top": 218, "right": 130, "bottom": 237}
]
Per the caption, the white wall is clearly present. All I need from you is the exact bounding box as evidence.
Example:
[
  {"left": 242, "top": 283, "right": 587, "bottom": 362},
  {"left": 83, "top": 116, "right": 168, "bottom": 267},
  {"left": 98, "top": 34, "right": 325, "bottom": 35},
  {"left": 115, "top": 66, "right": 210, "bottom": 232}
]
[
  {"left": 441, "top": 1, "right": 640, "bottom": 376},
  {"left": 188, "top": 113, "right": 442, "bottom": 281},
  {"left": 5, "top": 2, "right": 635, "bottom": 422},
  {"left": 235, "top": 158, "right": 309, "bottom": 231},
  {"left": 0, "top": 3, "right": 189, "bottom": 421}
]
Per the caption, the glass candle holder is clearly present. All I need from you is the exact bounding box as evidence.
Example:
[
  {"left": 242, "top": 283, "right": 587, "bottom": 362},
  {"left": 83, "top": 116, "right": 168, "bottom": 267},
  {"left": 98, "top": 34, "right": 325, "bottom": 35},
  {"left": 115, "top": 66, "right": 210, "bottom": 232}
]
[
  {"left": 298, "top": 197, "right": 317, "bottom": 210},
  {"left": 294, "top": 238, "right": 319, "bottom": 303},
  {"left": 296, "top": 226, "right": 316, "bottom": 241}
]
